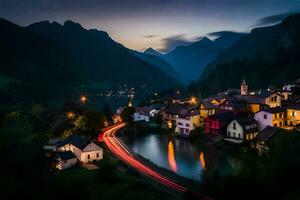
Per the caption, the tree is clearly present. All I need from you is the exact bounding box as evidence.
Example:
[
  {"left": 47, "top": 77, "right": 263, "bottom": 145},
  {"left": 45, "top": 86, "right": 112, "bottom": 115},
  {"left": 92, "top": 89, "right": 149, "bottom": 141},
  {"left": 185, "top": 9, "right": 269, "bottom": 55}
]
[
  {"left": 84, "top": 109, "right": 105, "bottom": 138},
  {"left": 101, "top": 104, "right": 112, "bottom": 122},
  {"left": 121, "top": 106, "right": 135, "bottom": 123}
]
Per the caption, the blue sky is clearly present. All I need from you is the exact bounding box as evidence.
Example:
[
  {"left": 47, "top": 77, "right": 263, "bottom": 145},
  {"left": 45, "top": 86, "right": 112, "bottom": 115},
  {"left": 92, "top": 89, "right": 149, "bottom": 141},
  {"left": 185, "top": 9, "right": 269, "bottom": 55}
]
[{"left": 0, "top": 0, "right": 299, "bottom": 52}]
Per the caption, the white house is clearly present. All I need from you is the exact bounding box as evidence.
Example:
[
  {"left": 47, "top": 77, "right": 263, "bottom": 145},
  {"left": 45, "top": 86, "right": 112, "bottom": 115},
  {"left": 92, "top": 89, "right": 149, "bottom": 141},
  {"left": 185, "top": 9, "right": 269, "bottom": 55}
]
[
  {"left": 133, "top": 107, "right": 151, "bottom": 122},
  {"left": 56, "top": 151, "right": 78, "bottom": 170},
  {"left": 226, "top": 117, "right": 259, "bottom": 143},
  {"left": 57, "top": 135, "right": 103, "bottom": 164},
  {"left": 175, "top": 109, "right": 200, "bottom": 137}
]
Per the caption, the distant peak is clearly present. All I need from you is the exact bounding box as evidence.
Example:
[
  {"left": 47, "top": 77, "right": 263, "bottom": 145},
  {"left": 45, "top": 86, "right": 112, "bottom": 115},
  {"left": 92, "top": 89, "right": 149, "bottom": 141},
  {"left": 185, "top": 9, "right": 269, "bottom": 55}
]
[
  {"left": 144, "top": 47, "right": 162, "bottom": 56},
  {"left": 192, "top": 37, "right": 213, "bottom": 46},
  {"left": 63, "top": 20, "right": 83, "bottom": 29},
  {"left": 29, "top": 20, "right": 51, "bottom": 27}
]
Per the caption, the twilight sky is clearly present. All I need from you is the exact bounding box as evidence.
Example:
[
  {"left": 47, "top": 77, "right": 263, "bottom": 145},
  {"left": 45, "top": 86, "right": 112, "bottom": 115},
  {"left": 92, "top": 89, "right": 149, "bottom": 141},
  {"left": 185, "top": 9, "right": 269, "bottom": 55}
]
[{"left": 0, "top": 0, "right": 299, "bottom": 52}]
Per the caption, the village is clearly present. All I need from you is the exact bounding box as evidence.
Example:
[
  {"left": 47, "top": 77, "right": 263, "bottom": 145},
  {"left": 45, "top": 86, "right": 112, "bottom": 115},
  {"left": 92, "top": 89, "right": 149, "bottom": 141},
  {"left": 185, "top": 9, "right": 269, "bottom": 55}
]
[{"left": 127, "top": 78, "right": 300, "bottom": 152}]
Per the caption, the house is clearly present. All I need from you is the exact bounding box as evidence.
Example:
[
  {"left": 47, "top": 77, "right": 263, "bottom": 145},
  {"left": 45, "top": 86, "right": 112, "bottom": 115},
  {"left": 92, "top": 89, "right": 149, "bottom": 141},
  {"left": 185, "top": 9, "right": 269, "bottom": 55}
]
[
  {"left": 276, "top": 90, "right": 293, "bottom": 101},
  {"left": 175, "top": 108, "right": 200, "bottom": 137},
  {"left": 219, "top": 99, "right": 247, "bottom": 115},
  {"left": 133, "top": 107, "right": 151, "bottom": 122},
  {"left": 225, "top": 117, "right": 259, "bottom": 143},
  {"left": 257, "top": 90, "right": 283, "bottom": 108},
  {"left": 199, "top": 99, "right": 219, "bottom": 126},
  {"left": 57, "top": 135, "right": 103, "bottom": 164},
  {"left": 205, "top": 112, "right": 234, "bottom": 135},
  {"left": 287, "top": 105, "right": 300, "bottom": 126},
  {"left": 161, "top": 103, "right": 188, "bottom": 129},
  {"left": 254, "top": 107, "right": 287, "bottom": 131},
  {"left": 56, "top": 151, "right": 78, "bottom": 170},
  {"left": 235, "top": 95, "right": 265, "bottom": 113},
  {"left": 256, "top": 126, "right": 279, "bottom": 152}
]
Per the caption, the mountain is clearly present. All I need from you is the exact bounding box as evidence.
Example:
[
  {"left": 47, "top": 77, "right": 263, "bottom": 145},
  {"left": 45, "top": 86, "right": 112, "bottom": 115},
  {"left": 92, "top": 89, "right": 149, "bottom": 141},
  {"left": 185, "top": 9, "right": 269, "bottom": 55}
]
[
  {"left": 163, "top": 34, "right": 244, "bottom": 84},
  {"left": 163, "top": 37, "right": 222, "bottom": 84},
  {"left": 144, "top": 47, "right": 163, "bottom": 57},
  {"left": 131, "top": 50, "right": 178, "bottom": 79},
  {"left": 26, "top": 20, "right": 178, "bottom": 91},
  {"left": 195, "top": 14, "right": 300, "bottom": 96},
  {"left": 0, "top": 18, "right": 83, "bottom": 101}
]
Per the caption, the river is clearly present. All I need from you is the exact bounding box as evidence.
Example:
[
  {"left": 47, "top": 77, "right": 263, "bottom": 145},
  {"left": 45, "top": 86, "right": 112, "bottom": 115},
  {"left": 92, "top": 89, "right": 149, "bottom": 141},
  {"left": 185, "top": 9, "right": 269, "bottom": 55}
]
[{"left": 126, "top": 133, "right": 243, "bottom": 181}]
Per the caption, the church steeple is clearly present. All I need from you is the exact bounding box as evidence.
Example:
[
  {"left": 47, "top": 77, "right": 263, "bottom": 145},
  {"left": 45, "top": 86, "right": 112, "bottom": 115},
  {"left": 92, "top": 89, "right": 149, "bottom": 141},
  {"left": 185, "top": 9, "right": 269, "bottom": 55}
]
[{"left": 241, "top": 77, "right": 248, "bottom": 96}]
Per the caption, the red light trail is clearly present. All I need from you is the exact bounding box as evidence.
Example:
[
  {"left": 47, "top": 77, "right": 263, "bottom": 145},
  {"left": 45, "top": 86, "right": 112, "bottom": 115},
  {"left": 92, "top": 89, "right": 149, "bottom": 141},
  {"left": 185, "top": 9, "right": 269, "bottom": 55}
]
[{"left": 100, "top": 124, "right": 213, "bottom": 199}]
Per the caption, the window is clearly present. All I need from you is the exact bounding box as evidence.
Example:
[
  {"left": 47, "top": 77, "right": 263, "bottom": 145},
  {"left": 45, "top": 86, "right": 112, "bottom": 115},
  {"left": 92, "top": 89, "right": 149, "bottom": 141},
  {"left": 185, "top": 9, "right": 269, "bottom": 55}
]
[
  {"left": 233, "top": 122, "right": 236, "bottom": 130},
  {"left": 186, "top": 123, "right": 189, "bottom": 127},
  {"left": 227, "top": 131, "right": 231, "bottom": 136},
  {"left": 264, "top": 115, "right": 267, "bottom": 119},
  {"left": 274, "top": 96, "right": 277, "bottom": 101},
  {"left": 178, "top": 122, "right": 183, "bottom": 126},
  {"left": 87, "top": 154, "right": 90, "bottom": 159},
  {"left": 96, "top": 153, "right": 99, "bottom": 158},
  {"left": 238, "top": 134, "right": 241, "bottom": 138},
  {"left": 274, "top": 123, "right": 278, "bottom": 127},
  {"left": 280, "top": 122, "right": 282, "bottom": 127}
]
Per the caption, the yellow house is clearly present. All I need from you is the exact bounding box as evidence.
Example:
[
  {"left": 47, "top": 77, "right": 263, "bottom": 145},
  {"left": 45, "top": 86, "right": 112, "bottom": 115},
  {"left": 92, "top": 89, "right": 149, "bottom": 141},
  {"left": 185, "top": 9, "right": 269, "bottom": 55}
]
[
  {"left": 258, "top": 91, "right": 282, "bottom": 108},
  {"left": 199, "top": 99, "right": 219, "bottom": 126},
  {"left": 287, "top": 105, "right": 300, "bottom": 126}
]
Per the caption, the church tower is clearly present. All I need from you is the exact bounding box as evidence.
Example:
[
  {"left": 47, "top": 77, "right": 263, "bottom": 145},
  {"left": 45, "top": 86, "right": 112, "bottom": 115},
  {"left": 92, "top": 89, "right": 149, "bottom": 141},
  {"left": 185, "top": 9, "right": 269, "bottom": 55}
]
[{"left": 241, "top": 78, "right": 248, "bottom": 96}]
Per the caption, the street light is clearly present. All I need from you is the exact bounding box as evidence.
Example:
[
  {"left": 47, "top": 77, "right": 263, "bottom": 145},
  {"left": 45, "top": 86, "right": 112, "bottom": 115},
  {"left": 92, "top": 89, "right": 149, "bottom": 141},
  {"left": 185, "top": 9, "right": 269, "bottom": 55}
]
[
  {"left": 80, "top": 95, "right": 87, "bottom": 104},
  {"left": 67, "top": 112, "right": 75, "bottom": 119},
  {"left": 190, "top": 97, "right": 197, "bottom": 105}
]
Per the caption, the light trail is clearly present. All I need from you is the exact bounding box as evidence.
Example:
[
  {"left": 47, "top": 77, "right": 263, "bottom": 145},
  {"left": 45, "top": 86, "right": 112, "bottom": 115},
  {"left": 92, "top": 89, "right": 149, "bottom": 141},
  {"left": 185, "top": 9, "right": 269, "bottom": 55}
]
[{"left": 100, "top": 124, "right": 213, "bottom": 199}]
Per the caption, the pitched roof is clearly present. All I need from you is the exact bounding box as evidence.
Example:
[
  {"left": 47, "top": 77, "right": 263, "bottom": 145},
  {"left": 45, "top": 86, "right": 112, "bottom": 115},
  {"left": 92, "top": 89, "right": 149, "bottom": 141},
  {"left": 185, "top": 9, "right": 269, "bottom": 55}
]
[
  {"left": 241, "top": 78, "right": 247, "bottom": 86},
  {"left": 260, "top": 107, "right": 286, "bottom": 114},
  {"left": 257, "top": 90, "right": 282, "bottom": 98},
  {"left": 235, "top": 117, "right": 257, "bottom": 126},
  {"left": 135, "top": 107, "right": 152, "bottom": 115},
  {"left": 287, "top": 105, "right": 300, "bottom": 110},
  {"left": 235, "top": 117, "right": 258, "bottom": 133},
  {"left": 256, "top": 126, "right": 278, "bottom": 142},
  {"left": 58, "top": 135, "right": 91, "bottom": 150},
  {"left": 235, "top": 95, "right": 264, "bottom": 104},
  {"left": 178, "top": 108, "right": 200, "bottom": 118},
  {"left": 56, "top": 151, "right": 76, "bottom": 160},
  {"left": 200, "top": 99, "right": 219, "bottom": 109},
  {"left": 209, "top": 112, "right": 234, "bottom": 122},
  {"left": 163, "top": 103, "right": 189, "bottom": 115},
  {"left": 220, "top": 98, "right": 247, "bottom": 108}
]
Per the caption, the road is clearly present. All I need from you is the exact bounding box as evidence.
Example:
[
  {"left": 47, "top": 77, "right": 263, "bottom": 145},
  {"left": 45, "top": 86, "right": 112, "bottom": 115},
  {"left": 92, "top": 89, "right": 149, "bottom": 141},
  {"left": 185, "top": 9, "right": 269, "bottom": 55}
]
[{"left": 100, "top": 124, "right": 213, "bottom": 199}]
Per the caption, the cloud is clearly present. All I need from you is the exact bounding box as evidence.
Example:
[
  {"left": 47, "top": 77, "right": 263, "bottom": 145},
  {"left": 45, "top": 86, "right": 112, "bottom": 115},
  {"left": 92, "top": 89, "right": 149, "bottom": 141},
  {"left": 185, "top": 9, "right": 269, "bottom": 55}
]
[
  {"left": 142, "top": 34, "right": 159, "bottom": 38},
  {"left": 254, "top": 12, "right": 299, "bottom": 26},
  {"left": 158, "top": 34, "right": 194, "bottom": 53}
]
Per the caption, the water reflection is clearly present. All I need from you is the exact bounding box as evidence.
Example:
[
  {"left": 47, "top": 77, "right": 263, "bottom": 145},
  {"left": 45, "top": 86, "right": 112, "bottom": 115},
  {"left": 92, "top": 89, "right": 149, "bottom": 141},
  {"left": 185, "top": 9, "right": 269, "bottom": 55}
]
[
  {"left": 126, "top": 133, "right": 237, "bottom": 181},
  {"left": 200, "top": 152, "right": 206, "bottom": 170},
  {"left": 168, "top": 141, "right": 177, "bottom": 172}
]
